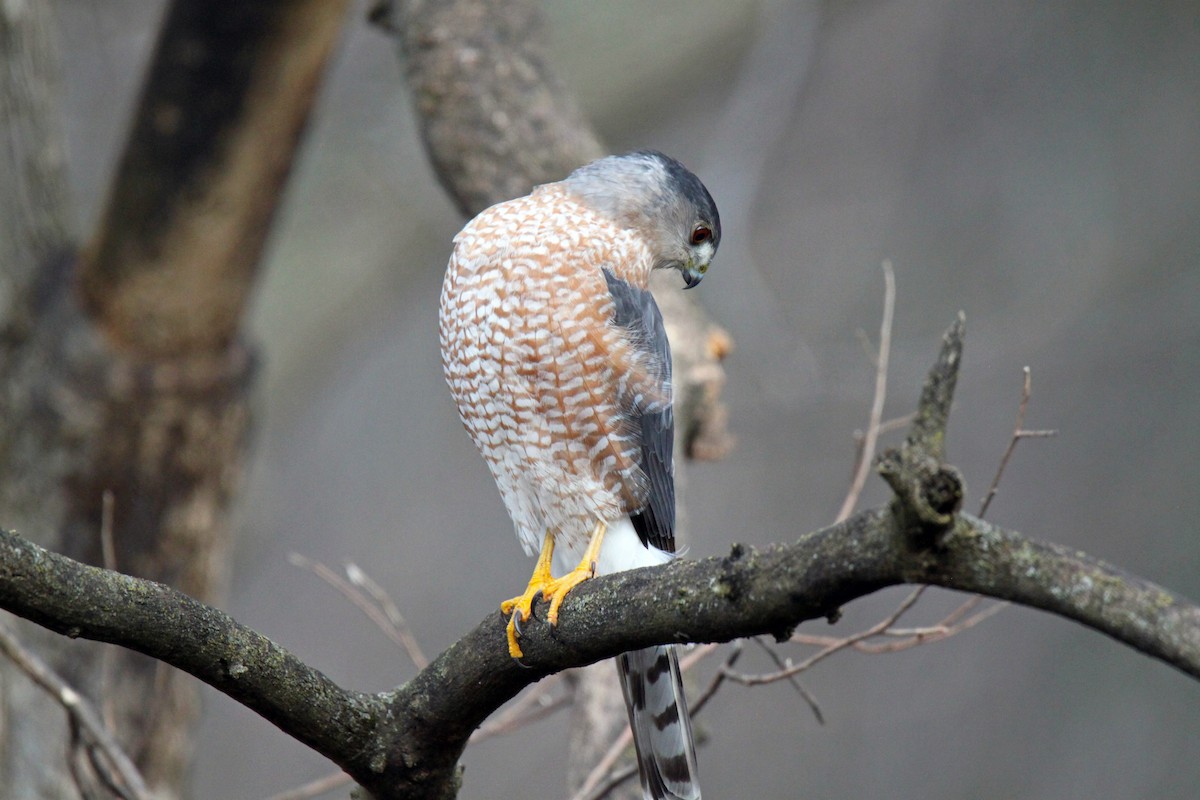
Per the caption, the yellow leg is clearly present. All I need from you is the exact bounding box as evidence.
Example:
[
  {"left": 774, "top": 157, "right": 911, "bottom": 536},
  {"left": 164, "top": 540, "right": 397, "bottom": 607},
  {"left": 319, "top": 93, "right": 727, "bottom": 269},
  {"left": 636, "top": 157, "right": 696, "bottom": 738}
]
[
  {"left": 500, "top": 531, "right": 557, "bottom": 658},
  {"left": 501, "top": 521, "right": 608, "bottom": 659}
]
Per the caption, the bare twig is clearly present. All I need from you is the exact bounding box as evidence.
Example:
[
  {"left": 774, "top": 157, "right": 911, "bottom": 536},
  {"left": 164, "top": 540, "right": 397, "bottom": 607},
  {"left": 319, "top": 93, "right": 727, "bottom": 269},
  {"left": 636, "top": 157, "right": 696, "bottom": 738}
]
[
  {"left": 342, "top": 561, "right": 429, "bottom": 669},
  {"left": 751, "top": 637, "right": 823, "bottom": 724},
  {"left": 263, "top": 770, "right": 352, "bottom": 800},
  {"left": 289, "top": 553, "right": 428, "bottom": 669},
  {"left": 99, "top": 490, "right": 117, "bottom": 571},
  {"left": 690, "top": 644, "right": 742, "bottom": 719},
  {"left": 0, "top": 622, "right": 149, "bottom": 800},
  {"left": 572, "top": 704, "right": 637, "bottom": 798},
  {"left": 266, "top": 574, "right": 571, "bottom": 800},
  {"left": 836, "top": 261, "right": 896, "bottom": 522},
  {"left": 2, "top": 316, "right": 1197, "bottom": 800},
  {"left": 979, "top": 367, "right": 1058, "bottom": 517},
  {"left": 727, "top": 588, "right": 927, "bottom": 687},
  {"left": 576, "top": 753, "right": 638, "bottom": 800},
  {"left": 470, "top": 673, "right": 569, "bottom": 743},
  {"left": 854, "top": 412, "right": 916, "bottom": 446},
  {"left": 858, "top": 601, "right": 1009, "bottom": 653}
]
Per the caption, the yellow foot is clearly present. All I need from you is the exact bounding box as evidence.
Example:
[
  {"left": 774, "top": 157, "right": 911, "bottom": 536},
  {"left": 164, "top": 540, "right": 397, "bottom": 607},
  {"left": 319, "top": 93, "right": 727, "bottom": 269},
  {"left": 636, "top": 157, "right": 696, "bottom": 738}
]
[
  {"left": 500, "top": 521, "right": 607, "bottom": 659},
  {"left": 501, "top": 565, "right": 594, "bottom": 659}
]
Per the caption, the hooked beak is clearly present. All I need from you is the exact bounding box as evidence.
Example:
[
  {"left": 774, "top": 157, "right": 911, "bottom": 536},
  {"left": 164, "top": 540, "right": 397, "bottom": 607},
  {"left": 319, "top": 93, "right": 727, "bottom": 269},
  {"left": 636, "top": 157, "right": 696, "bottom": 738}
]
[{"left": 682, "top": 264, "right": 706, "bottom": 289}]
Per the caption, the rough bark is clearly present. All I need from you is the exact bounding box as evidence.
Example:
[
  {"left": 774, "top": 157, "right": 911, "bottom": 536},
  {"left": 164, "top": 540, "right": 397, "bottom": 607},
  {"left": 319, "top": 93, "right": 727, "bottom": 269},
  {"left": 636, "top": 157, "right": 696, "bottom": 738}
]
[
  {"left": 1, "top": 317, "right": 1198, "bottom": 800},
  {"left": 0, "top": 1, "right": 351, "bottom": 795}
]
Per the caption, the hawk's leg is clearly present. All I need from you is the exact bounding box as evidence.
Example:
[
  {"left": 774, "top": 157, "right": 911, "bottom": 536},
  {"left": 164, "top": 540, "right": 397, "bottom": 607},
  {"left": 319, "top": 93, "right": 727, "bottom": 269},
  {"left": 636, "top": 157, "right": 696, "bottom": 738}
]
[{"left": 501, "top": 520, "right": 608, "bottom": 659}]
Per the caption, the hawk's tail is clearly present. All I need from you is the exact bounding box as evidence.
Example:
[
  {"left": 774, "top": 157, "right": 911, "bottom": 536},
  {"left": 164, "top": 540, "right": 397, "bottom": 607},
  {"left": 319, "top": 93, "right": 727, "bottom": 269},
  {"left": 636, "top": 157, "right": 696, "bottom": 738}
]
[{"left": 617, "top": 645, "right": 701, "bottom": 800}]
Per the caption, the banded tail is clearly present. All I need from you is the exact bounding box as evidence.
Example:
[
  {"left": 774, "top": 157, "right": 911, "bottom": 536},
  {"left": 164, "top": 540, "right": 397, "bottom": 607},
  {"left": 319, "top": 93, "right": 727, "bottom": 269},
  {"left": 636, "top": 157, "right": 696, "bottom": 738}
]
[{"left": 617, "top": 645, "right": 701, "bottom": 800}]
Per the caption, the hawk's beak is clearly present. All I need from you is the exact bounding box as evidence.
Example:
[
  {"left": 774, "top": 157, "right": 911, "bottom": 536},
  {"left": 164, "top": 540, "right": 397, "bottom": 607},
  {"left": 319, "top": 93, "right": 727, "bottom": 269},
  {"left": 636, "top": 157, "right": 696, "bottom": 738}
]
[{"left": 682, "top": 265, "right": 706, "bottom": 289}]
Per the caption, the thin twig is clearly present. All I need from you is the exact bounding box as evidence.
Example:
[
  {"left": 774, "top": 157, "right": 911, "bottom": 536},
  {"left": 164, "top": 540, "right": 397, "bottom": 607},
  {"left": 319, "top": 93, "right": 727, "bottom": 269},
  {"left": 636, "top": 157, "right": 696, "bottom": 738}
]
[
  {"left": 578, "top": 759, "right": 638, "bottom": 800},
  {"left": 979, "top": 367, "right": 1058, "bottom": 517},
  {"left": 65, "top": 716, "right": 95, "bottom": 800},
  {"left": 342, "top": 561, "right": 429, "bottom": 669},
  {"left": 727, "top": 587, "right": 926, "bottom": 687},
  {"left": 263, "top": 770, "right": 352, "bottom": 800},
  {"left": 855, "top": 601, "right": 1009, "bottom": 653},
  {"left": 0, "top": 622, "right": 149, "bottom": 800},
  {"left": 687, "top": 644, "right": 742, "bottom": 718},
  {"left": 751, "top": 637, "right": 823, "bottom": 724},
  {"left": 573, "top": 724, "right": 634, "bottom": 800},
  {"left": 470, "top": 673, "right": 568, "bottom": 743},
  {"left": 786, "top": 597, "right": 1008, "bottom": 657},
  {"left": 289, "top": 553, "right": 428, "bottom": 669},
  {"left": 853, "top": 412, "right": 916, "bottom": 445},
  {"left": 836, "top": 260, "right": 896, "bottom": 522},
  {"left": 99, "top": 490, "right": 117, "bottom": 571},
  {"left": 931, "top": 594, "right": 983, "bottom": 628}
]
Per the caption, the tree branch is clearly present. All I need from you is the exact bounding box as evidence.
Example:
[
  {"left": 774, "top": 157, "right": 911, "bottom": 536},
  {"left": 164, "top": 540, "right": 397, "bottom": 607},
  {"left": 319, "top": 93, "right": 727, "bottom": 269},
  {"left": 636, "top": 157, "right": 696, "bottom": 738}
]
[
  {"left": 370, "top": 0, "right": 604, "bottom": 217},
  {"left": 1, "top": 316, "right": 1197, "bottom": 799}
]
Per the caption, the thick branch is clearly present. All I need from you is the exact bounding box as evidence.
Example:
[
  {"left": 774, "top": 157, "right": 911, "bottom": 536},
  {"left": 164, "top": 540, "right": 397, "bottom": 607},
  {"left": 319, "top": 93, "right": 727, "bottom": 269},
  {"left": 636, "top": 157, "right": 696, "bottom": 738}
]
[
  {"left": 0, "top": 530, "right": 381, "bottom": 772},
  {"left": 3, "top": 319, "right": 1197, "bottom": 800},
  {"left": 372, "top": 0, "right": 604, "bottom": 217},
  {"left": 0, "top": 320, "right": 1193, "bottom": 798},
  {"left": 2, "top": 500, "right": 1197, "bottom": 798}
]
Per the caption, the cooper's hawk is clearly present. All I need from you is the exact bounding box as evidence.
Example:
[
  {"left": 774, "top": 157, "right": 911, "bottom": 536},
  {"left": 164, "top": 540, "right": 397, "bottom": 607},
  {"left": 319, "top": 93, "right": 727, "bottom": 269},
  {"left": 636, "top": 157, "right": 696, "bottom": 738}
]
[{"left": 439, "top": 151, "right": 721, "bottom": 800}]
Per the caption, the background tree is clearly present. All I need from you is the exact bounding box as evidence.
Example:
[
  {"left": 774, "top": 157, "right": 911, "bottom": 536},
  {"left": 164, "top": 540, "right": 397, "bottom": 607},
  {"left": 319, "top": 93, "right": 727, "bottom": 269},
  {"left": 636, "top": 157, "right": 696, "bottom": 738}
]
[{"left": 1, "top": 1, "right": 1198, "bottom": 799}]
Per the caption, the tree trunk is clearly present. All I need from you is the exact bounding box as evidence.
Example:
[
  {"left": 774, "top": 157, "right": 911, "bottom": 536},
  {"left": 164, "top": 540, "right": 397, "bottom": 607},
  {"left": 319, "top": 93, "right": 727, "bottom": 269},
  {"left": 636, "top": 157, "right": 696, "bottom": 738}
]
[{"left": 0, "top": 1, "right": 351, "bottom": 795}]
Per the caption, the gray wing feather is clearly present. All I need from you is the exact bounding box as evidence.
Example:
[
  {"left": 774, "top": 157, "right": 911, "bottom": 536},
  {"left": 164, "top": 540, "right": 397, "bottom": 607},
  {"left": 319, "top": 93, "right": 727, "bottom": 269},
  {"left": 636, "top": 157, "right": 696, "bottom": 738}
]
[
  {"left": 604, "top": 272, "right": 698, "bottom": 798},
  {"left": 601, "top": 269, "right": 675, "bottom": 553}
]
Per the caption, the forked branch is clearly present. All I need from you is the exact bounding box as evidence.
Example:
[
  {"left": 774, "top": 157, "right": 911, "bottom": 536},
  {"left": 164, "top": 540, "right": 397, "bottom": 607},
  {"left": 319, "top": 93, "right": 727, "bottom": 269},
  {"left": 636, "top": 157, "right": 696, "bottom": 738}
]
[{"left": 1, "top": 317, "right": 1197, "bottom": 799}]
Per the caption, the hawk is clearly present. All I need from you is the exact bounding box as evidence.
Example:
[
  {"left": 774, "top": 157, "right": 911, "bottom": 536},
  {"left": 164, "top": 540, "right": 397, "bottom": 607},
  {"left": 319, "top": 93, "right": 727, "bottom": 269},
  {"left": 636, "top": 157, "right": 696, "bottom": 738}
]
[{"left": 439, "top": 150, "right": 721, "bottom": 800}]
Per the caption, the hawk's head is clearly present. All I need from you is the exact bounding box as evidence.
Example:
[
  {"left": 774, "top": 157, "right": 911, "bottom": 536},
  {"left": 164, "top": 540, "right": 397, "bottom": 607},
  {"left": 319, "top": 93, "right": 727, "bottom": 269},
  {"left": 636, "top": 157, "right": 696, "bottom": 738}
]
[{"left": 563, "top": 150, "right": 721, "bottom": 289}]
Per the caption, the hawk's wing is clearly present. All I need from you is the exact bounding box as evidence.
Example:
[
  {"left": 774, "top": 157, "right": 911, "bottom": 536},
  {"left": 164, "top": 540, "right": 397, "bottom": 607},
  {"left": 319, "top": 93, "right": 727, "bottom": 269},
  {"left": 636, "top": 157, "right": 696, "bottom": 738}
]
[{"left": 602, "top": 269, "right": 675, "bottom": 554}]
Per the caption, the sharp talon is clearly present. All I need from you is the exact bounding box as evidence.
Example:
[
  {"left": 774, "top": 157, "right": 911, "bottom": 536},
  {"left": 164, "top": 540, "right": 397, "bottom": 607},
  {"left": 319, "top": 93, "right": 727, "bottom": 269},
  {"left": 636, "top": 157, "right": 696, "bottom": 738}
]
[
  {"left": 514, "top": 655, "right": 532, "bottom": 669},
  {"left": 500, "top": 524, "right": 608, "bottom": 659}
]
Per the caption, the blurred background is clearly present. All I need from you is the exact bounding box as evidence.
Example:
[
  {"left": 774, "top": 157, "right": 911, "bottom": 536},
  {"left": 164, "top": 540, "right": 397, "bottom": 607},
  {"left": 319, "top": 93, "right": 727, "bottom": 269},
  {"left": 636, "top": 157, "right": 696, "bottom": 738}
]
[{"left": 51, "top": 1, "right": 1199, "bottom": 797}]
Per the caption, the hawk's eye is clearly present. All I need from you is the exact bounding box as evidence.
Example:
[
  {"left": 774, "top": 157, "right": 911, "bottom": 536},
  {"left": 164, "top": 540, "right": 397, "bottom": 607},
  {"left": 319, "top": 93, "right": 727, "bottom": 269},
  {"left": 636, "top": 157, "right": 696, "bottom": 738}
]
[{"left": 690, "top": 225, "right": 712, "bottom": 245}]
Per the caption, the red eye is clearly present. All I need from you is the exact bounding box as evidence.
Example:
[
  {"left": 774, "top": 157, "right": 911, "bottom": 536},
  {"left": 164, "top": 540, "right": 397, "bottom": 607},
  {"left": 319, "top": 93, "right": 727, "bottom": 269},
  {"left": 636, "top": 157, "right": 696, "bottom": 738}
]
[{"left": 690, "top": 225, "right": 712, "bottom": 245}]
